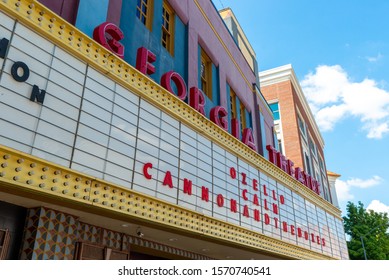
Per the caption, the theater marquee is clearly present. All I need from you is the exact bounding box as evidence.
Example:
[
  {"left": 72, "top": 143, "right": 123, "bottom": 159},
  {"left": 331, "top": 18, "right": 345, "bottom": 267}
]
[{"left": 0, "top": 6, "right": 347, "bottom": 259}]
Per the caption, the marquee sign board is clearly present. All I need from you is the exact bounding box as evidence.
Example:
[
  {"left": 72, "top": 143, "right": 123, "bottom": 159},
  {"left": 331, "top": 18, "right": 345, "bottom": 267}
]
[{"left": 0, "top": 11, "right": 348, "bottom": 259}]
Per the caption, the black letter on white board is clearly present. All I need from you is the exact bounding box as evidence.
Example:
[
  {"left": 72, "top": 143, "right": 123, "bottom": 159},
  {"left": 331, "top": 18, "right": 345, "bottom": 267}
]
[
  {"left": 30, "top": 85, "right": 46, "bottom": 104},
  {"left": 11, "top": 61, "right": 30, "bottom": 82},
  {"left": 0, "top": 38, "right": 10, "bottom": 59}
]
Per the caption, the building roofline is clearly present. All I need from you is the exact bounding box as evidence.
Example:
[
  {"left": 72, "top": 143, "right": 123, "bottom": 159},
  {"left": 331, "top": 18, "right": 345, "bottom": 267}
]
[
  {"left": 218, "top": 7, "right": 256, "bottom": 58},
  {"left": 327, "top": 171, "right": 341, "bottom": 178},
  {"left": 258, "top": 64, "right": 325, "bottom": 148}
]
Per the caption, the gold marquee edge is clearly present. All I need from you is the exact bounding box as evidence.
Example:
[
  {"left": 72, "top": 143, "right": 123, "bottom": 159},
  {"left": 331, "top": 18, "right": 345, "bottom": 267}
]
[{"left": 0, "top": 144, "right": 336, "bottom": 260}]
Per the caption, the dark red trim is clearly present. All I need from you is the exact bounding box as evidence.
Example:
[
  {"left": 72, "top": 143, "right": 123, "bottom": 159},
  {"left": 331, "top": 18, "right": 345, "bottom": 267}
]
[
  {"left": 38, "top": 0, "right": 80, "bottom": 25},
  {"left": 107, "top": 0, "right": 123, "bottom": 26}
]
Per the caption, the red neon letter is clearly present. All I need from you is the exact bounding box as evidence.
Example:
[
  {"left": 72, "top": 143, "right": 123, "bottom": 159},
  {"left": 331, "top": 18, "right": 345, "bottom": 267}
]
[
  {"left": 295, "top": 167, "right": 305, "bottom": 185},
  {"left": 230, "top": 199, "right": 238, "bottom": 213},
  {"left": 303, "top": 171, "right": 312, "bottom": 190},
  {"left": 264, "top": 213, "right": 270, "bottom": 225},
  {"left": 136, "top": 47, "right": 156, "bottom": 75},
  {"left": 189, "top": 87, "right": 206, "bottom": 115},
  {"left": 183, "top": 178, "right": 192, "bottom": 195},
  {"left": 282, "top": 221, "right": 288, "bottom": 232},
  {"left": 277, "top": 152, "right": 288, "bottom": 173},
  {"left": 264, "top": 199, "right": 269, "bottom": 210},
  {"left": 272, "top": 190, "right": 277, "bottom": 200},
  {"left": 252, "top": 178, "right": 258, "bottom": 191},
  {"left": 93, "top": 22, "right": 124, "bottom": 58},
  {"left": 280, "top": 195, "right": 285, "bottom": 205},
  {"left": 162, "top": 171, "right": 173, "bottom": 188},
  {"left": 242, "top": 189, "right": 249, "bottom": 201},
  {"left": 243, "top": 205, "right": 250, "bottom": 218},
  {"left": 217, "top": 194, "right": 224, "bottom": 207},
  {"left": 230, "top": 167, "right": 237, "bottom": 179},
  {"left": 290, "top": 225, "right": 295, "bottom": 235},
  {"left": 210, "top": 106, "right": 228, "bottom": 130},
  {"left": 201, "top": 186, "right": 209, "bottom": 202},
  {"left": 161, "top": 71, "right": 187, "bottom": 101},
  {"left": 242, "top": 128, "right": 256, "bottom": 151},
  {"left": 254, "top": 209, "right": 261, "bottom": 221},
  {"left": 287, "top": 159, "right": 295, "bottom": 177},
  {"left": 253, "top": 194, "right": 260, "bottom": 206},
  {"left": 272, "top": 203, "right": 279, "bottom": 215},
  {"left": 312, "top": 179, "right": 321, "bottom": 195},
  {"left": 274, "top": 217, "right": 279, "bottom": 228},
  {"left": 143, "top": 163, "right": 153, "bottom": 179},
  {"left": 241, "top": 172, "right": 247, "bottom": 185},
  {"left": 263, "top": 184, "right": 269, "bottom": 196},
  {"left": 266, "top": 145, "right": 278, "bottom": 165}
]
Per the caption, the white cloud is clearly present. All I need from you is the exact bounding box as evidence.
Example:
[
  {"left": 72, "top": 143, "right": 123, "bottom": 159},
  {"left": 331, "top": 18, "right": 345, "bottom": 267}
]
[
  {"left": 366, "top": 53, "right": 383, "bottom": 63},
  {"left": 335, "top": 176, "right": 383, "bottom": 202},
  {"left": 335, "top": 179, "right": 354, "bottom": 201},
  {"left": 365, "top": 122, "right": 389, "bottom": 139},
  {"left": 314, "top": 104, "right": 348, "bottom": 131},
  {"left": 367, "top": 200, "right": 389, "bottom": 214},
  {"left": 346, "top": 175, "right": 383, "bottom": 188},
  {"left": 301, "top": 65, "right": 389, "bottom": 139}
]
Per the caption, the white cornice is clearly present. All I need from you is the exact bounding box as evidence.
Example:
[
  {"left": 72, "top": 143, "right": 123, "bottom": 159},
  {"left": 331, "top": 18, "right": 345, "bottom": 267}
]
[{"left": 259, "top": 64, "right": 325, "bottom": 148}]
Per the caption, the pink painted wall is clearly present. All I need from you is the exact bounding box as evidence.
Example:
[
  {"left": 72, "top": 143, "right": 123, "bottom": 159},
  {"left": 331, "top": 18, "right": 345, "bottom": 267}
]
[{"left": 169, "top": 0, "right": 274, "bottom": 150}]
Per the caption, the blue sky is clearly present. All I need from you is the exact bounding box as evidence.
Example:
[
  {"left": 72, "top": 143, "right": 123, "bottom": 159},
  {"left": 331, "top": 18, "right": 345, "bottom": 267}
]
[{"left": 213, "top": 0, "right": 389, "bottom": 217}]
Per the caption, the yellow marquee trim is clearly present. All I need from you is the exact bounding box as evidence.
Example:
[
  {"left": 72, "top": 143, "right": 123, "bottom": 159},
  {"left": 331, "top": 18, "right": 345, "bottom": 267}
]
[
  {"left": 0, "top": 145, "right": 336, "bottom": 259},
  {"left": 0, "top": 0, "right": 340, "bottom": 222}
]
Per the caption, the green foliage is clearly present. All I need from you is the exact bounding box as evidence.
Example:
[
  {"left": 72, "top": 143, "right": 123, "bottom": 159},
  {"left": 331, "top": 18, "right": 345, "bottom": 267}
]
[{"left": 343, "top": 201, "right": 389, "bottom": 260}]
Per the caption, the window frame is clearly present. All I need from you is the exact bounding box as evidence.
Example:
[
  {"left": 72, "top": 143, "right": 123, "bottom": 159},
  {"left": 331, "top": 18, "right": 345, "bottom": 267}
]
[
  {"left": 297, "top": 114, "right": 307, "bottom": 138},
  {"left": 136, "top": 0, "right": 153, "bottom": 30},
  {"left": 230, "top": 86, "right": 248, "bottom": 134},
  {"left": 230, "top": 87, "right": 237, "bottom": 120},
  {"left": 161, "top": 0, "right": 175, "bottom": 55},
  {"left": 269, "top": 102, "right": 280, "bottom": 120},
  {"left": 200, "top": 47, "right": 213, "bottom": 100},
  {"left": 239, "top": 101, "right": 247, "bottom": 132}
]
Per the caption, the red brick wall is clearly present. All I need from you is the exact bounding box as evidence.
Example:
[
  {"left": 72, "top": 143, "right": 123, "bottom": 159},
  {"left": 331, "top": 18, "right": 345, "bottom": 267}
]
[{"left": 261, "top": 81, "right": 304, "bottom": 169}]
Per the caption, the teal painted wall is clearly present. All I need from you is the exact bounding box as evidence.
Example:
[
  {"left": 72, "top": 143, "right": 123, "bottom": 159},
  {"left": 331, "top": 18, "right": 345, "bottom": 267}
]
[
  {"left": 75, "top": 0, "right": 109, "bottom": 37},
  {"left": 119, "top": 0, "right": 187, "bottom": 91}
]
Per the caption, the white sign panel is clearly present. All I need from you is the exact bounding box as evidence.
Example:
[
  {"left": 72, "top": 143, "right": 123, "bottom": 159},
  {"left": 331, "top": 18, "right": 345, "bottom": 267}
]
[{"left": 0, "top": 12, "right": 348, "bottom": 259}]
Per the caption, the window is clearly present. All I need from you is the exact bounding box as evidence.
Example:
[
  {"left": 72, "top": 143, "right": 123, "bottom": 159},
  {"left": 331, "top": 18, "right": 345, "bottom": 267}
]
[
  {"left": 269, "top": 102, "right": 280, "bottom": 120},
  {"left": 297, "top": 115, "right": 306, "bottom": 137},
  {"left": 230, "top": 88, "right": 237, "bottom": 119},
  {"left": 321, "top": 175, "right": 330, "bottom": 202},
  {"left": 278, "top": 139, "right": 283, "bottom": 154},
  {"left": 240, "top": 102, "right": 247, "bottom": 131},
  {"left": 230, "top": 87, "right": 247, "bottom": 134},
  {"left": 162, "top": 0, "right": 174, "bottom": 55},
  {"left": 319, "top": 157, "right": 325, "bottom": 172},
  {"left": 304, "top": 152, "right": 312, "bottom": 176},
  {"left": 200, "top": 47, "right": 212, "bottom": 100},
  {"left": 136, "top": 0, "right": 153, "bottom": 30},
  {"left": 309, "top": 137, "right": 317, "bottom": 158}
]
